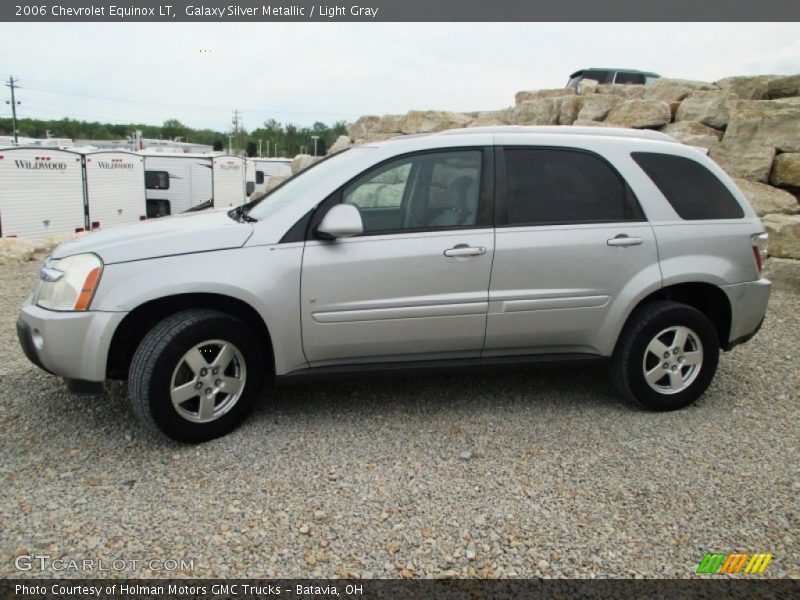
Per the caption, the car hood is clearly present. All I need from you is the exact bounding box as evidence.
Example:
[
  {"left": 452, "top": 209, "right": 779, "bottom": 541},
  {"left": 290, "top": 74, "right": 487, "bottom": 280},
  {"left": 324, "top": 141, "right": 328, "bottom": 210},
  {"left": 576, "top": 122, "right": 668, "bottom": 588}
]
[{"left": 52, "top": 210, "right": 254, "bottom": 264}]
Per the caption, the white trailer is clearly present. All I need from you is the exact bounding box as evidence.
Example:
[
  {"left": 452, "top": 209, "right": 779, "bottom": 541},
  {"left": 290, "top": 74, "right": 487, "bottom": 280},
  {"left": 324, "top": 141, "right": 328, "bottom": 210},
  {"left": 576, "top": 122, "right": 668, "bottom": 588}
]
[
  {"left": 252, "top": 158, "right": 292, "bottom": 195},
  {"left": 0, "top": 147, "right": 86, "bottom": 240},
  {"left": 211, "top": 154, "right": 247, "bottom": 209},
  {"left": 142, "top": 153, "right": 213, "bottom": 216},
  {"left": 83, "top": 150, "right": 148, "bottom": 229}
]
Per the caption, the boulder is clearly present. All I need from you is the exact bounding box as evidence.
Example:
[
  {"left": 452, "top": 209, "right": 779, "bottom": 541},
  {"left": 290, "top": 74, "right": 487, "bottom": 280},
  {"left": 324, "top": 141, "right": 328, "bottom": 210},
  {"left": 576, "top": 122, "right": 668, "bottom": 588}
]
[
  {"left": 715, "top": 75, "right": 775, "bottom": 100},
  {"left": 710, "top": 143, "right": 776, "bottom": 182},
  {"left": 372, "top": 114, "right": 404, "bottom": 134},
  {"left": 768, "top": 74, "right": 800, "bottom": 99},
  {"left": 662, "top": 121, "right": 724, "bottom": 140},
  {"left": 724, "top": 99, "right": 800, "bottom": 152},
  {"left": 761, "top": 214, "right": 800, "bottom": 259},
  {"left": 327, "top": 135, "right": 352, "bottom": 154},
  {"left": 576, "top": 95, "right": 620, "bottom": 121},
  {"left": 515, "top": 88, "right": 575, "bottom": 105},
  {"left": 510, "top": 99, "right": 560, "bottom": 126},
  {"left": 291, "top": 154, "right": 321, "bottom": 174},
  {"left": 662, "top": 122, "right": 722, "bottom": 148},
  {"left": 468, "top": 110, "right": 511, "bottom": 127},
  {"left": 577, "top": 80, "right": 599, "bottom": 95},
  {"left": 595, "top": 84, "right": 645, "bottom": 99},
  {"left": 733, "top": 178, "right": 800, "bottom": 216},
  {"left": 347, "top": 115, "right": 380, "bottom": 139},
  {"left": 770, "top": 153, "right": 800, "bottom": 187},
  {"left": 570, "top": 120, "right": 612, "bottom": 127},
  {"left": 558, "top": 96, "right": 583, "bottom": 125},
  {"left": 399, "top": 110, "right": 473, "bottom": 134},
  {"left": 361, "top": 133, "right": 398, "bottom": 143},
  {"left": 0, "top": 237, "right": 35, "bottom": 265},
  {"left": 669, "top": 133, "right": 719, "bottom": 150},
  {"left": 33, "top": 232, "right": 81, "bottom": 255},
  {"left": 675, "top": 91, "right": 737, "bottom": 129},
  {"left": 644, "top": 78, "right": 716, "bottom": 102},
  {"left": 763, "top": 257, "right": 800, "bottom": 292},
  {"left": 605, "top": 99, "right": 671, "bottom": 128},
  {"left": 265, "top": 174, "right": 290, "bottom": 190}
]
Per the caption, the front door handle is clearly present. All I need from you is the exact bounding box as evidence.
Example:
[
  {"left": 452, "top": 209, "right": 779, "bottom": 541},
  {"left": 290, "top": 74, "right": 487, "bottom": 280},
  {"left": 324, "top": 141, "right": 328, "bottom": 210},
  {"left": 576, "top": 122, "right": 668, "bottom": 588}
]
[
  {"left": 444, "top": 244, "right": 486, "bottom": 258},
  {"left": 607, "top": 234, "right": 643, "bottom": 247}
]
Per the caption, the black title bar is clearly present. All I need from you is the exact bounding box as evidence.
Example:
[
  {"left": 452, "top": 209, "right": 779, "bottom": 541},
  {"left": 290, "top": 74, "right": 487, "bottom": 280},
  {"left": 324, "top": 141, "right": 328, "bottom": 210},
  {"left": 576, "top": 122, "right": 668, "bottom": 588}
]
[
  {"left": 3, "top": 579, "right": 800, "bottom": 600},
  {"left": 4, "top": 0, "right": 800, "bottom": 22}
]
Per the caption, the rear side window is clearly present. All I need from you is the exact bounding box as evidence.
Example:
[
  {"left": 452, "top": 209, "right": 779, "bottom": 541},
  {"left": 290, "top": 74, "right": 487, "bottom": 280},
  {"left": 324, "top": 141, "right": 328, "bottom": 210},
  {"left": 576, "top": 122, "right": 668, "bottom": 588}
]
[
  {"left": 614, "top": 72, "right": 645, "bottom": 84},
  {"left": 501, "top": 148, "right": 642, "bottom": 226},
  {"left": 145, "top": 170, "right": 169, "bottom": 190},
  {"left": 631, "top": 152, "right": 744, "bottom": 220}
]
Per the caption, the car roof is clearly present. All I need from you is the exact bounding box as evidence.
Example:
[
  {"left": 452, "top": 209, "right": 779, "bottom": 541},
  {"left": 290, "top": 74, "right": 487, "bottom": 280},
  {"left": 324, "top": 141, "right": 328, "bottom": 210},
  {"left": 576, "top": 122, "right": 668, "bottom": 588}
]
[{"left": 569, "top": 68, "right": 660, "bottom": 78}]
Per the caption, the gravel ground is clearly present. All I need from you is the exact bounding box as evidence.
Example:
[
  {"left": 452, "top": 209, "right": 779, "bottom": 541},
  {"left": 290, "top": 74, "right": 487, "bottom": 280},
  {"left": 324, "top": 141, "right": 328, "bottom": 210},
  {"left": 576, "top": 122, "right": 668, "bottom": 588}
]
[{"left": 0, "top": 260, "right": 797, "bottom": 579}]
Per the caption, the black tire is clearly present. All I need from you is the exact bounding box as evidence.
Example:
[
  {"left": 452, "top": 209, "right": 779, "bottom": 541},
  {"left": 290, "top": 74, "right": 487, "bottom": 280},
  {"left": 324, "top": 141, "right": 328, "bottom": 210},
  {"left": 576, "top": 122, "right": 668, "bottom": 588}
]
[
  {"left": 129, "top": 309, "right": 267, "bottom": 443},
  {"left": 611, "top": 300, "right": 719, "bottom": 411}
]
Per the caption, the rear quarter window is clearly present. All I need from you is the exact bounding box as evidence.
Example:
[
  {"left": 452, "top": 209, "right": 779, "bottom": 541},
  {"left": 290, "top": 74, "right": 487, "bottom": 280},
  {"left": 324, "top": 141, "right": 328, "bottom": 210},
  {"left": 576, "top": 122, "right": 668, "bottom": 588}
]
[{"left": 631, "top": 152, "right": 744, "bottom": 220}]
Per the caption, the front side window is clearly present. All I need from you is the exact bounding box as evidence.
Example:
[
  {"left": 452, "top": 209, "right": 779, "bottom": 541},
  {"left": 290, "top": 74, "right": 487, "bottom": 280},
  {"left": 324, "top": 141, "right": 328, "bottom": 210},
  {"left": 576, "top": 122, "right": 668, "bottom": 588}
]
[
  {"left": 340, "top": 150, "right": 483, "bottom": 234},
  {"left": 631, "top": 152, "right": 744, "bottom": 220},
  {"left": 501, "top": 148, "right": 642, "bottom": 226},
  {"left": 145, "top": 170, "right": 169, "bottom": 190},
  {"left": 584, "top": 70, "right": 612, "bottom": 84}
]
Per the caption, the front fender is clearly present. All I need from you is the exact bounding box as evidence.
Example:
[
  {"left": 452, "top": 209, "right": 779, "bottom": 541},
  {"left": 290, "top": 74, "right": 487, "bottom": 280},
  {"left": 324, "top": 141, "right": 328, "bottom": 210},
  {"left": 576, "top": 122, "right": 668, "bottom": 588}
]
[{"left": 92, "top": 244, "right": 307, "bottom": 375}]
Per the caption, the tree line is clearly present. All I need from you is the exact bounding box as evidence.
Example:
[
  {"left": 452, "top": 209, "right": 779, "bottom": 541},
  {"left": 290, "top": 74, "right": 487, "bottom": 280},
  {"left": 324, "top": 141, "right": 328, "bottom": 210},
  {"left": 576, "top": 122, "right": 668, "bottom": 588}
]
[{"left": 0, "top": 116, "right": 349, "bottom": 157}]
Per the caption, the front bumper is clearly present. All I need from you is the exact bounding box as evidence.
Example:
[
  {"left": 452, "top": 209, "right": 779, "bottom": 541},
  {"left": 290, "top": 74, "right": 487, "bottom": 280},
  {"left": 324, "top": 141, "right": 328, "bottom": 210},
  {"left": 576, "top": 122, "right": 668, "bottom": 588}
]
[
  {"left": 16, "top": 299, "right": 127, "bottom": 383},
  {"left": 721, "top": 277, "right": 772, "bottom": 351}
]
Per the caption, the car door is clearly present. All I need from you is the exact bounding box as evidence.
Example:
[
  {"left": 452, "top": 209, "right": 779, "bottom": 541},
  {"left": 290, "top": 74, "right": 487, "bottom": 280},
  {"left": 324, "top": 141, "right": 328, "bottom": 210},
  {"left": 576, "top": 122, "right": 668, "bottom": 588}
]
[
  {"left": 484, "top": 144, "right": 659, "bottom": 356},
  {"left": 301, "top": 148, "right": 494, "bottom": 366}
]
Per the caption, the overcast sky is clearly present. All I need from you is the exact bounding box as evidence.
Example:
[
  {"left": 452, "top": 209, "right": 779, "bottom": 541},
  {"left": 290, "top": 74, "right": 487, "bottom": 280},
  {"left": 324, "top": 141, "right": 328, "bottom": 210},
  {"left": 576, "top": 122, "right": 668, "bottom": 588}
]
[{"left": 3, "top": 22, "right": 799, "bottom": 133}]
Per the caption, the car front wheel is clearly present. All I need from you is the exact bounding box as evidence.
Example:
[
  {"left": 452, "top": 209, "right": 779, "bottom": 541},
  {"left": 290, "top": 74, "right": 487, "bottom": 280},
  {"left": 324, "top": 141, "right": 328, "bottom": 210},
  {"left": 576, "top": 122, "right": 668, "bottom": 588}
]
[
  {"left": 129, "top": 309, "right": 267, "bottom": 442},
  {"left": 612, "top": 301, "right": 720, "bottom": 411}
]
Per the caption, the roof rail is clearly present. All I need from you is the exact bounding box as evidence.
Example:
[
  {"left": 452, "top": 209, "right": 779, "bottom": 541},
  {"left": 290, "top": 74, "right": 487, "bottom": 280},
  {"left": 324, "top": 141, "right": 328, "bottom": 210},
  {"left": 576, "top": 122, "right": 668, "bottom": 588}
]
[{"left": 438, "top": 125, "right": 677, "bottom": 143}]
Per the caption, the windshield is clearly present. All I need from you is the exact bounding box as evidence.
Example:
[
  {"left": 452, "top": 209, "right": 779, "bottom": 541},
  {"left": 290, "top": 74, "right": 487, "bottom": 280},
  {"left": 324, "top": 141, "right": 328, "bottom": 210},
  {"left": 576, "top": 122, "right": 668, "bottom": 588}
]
[{"left": 246, "top": 149, "right": 370, "bottom": 221}]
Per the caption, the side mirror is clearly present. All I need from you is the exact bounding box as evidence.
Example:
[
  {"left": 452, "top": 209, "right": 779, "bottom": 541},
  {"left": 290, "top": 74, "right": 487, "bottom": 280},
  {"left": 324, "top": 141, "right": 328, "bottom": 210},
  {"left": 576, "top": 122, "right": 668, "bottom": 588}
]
[
  {"left": 246, "top": 181, "right": 255, "bottom": 196},
  {"left": 316, "top": 204, "right": 363, "bottom": 239}
]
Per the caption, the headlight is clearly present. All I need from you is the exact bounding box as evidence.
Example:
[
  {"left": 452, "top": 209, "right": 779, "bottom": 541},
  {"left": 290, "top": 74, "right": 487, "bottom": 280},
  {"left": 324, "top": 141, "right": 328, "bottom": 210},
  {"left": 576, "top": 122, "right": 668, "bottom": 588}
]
[{"left": 36, "top": 253, "right": 103, "bottom": 311}]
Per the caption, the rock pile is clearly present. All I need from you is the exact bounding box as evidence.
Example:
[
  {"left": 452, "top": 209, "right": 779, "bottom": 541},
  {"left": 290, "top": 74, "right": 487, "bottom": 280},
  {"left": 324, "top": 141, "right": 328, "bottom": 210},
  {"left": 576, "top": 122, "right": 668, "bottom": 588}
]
[
  {"left": 0, "top": 232, "right": 82, "bottom": 265},
  {"left": 329, "top": 74, "right": 800, "bottom": 261}
]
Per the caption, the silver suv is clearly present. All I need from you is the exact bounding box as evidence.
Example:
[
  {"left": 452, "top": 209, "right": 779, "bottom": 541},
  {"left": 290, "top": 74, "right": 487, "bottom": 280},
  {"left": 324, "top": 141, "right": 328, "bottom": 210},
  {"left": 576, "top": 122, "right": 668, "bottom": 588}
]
[{"left": 17, "top": 126, "right": 771, "bottom": 442}]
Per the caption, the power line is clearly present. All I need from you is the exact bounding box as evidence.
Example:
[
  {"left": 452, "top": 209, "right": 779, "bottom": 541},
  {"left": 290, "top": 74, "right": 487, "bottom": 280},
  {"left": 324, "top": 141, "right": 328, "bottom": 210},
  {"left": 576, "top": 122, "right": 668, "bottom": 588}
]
[{"left": 21, "top": 84, "right": 358, "bottom": 119}]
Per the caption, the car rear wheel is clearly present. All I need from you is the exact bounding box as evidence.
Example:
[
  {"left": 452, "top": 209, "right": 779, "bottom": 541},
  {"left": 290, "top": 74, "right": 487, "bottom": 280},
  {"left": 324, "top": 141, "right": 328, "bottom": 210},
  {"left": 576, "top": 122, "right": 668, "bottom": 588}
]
[
  {"left": 612, "top": 301, "right": 719, "bottom": 411},
  {"left": 129, "top": 309, "right": 266, "bottom": 442}
]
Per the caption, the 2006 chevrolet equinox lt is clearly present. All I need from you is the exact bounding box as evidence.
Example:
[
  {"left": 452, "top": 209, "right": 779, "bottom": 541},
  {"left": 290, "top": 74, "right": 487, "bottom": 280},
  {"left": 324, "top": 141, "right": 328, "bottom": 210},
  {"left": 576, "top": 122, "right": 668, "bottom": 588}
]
[{"left": 17, "top": 126, "right": 772, "bottom": 442}]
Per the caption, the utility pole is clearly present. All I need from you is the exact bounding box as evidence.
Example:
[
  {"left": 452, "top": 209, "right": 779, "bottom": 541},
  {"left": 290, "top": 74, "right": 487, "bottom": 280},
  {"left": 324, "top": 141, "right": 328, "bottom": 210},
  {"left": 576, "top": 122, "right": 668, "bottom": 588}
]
[
  {"left": 5, "top": 76, "right": 21, "bottom": 145},
  {"left": 231, "top": 109, "right": 245, "bottom": 155},
  {"left": 227, "top": 135, "right": 233, "bottom": 154},
  {"left": 258, "top": 139, "right": 262, "bottom": 157},
  {"left": 311, "top": 135, "right": 319, "bottom": 156}
]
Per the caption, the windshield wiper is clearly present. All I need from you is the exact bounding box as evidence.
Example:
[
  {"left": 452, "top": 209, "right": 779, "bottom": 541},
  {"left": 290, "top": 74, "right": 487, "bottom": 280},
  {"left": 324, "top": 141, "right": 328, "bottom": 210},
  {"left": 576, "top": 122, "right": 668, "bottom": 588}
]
[{"left": 230, "top": 204, "right": 257, "bottom": 223}]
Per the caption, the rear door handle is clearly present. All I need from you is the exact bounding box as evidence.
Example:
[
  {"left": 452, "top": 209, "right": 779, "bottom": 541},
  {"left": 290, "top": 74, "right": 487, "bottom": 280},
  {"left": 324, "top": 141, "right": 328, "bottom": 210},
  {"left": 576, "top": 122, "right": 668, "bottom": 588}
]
[
  {"left": 607, "top": 235, "right": 643, "bottom": 247},
  {"left": 444, "top": 244, "right": 486, "bottom": 257}
]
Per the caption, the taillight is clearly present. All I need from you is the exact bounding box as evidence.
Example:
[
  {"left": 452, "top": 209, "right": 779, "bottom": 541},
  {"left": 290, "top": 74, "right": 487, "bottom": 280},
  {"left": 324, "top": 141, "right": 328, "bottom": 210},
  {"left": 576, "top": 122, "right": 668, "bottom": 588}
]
[{"left": 751, "top": 232, "right": 768, "bottom": 273}]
